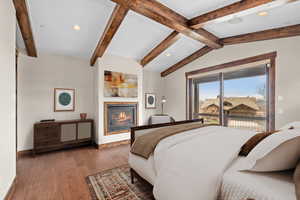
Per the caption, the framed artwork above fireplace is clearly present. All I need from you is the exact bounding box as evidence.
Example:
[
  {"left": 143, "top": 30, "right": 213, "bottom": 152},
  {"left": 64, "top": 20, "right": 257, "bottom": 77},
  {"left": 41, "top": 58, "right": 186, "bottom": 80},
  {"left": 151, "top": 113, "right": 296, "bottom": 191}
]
[
  {"left": 104, "top": 102, "right": 138, "bottom": 136},
  {"left": 104, "top": 70, "right": 138, "bottom": 98}
]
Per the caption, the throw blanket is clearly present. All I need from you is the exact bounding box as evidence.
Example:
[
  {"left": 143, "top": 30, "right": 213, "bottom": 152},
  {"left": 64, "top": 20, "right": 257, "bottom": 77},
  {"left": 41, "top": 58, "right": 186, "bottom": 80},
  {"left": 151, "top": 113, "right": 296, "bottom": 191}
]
[
  {"left": 152, "top": 126, "right": 256, "bottom": 200},
  {"left": 131, "top": 122, "right": 206, "bottom": 159}
]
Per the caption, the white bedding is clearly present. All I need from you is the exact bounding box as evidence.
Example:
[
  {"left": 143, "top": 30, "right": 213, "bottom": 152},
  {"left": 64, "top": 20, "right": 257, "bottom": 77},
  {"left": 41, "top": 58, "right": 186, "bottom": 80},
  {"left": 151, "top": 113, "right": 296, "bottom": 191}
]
[
  {"left": 129, "top": 126, "right": 214, "bottom": 185},
  {"left": 220, "top": 157, "right": 296, "bottom": 200},
  {"left": 153, "top": 126, "right": 256, "bottom": 200},
  {"left": 129, "top": 126, "right": 258, "bottom": 200},
  {"left": 129, "top": 153, "right": 156, "bottom": 185}
]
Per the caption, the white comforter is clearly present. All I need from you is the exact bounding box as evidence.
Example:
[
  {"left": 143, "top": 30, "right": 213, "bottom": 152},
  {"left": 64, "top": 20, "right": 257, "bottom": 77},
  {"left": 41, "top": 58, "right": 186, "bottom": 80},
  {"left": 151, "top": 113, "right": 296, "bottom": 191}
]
[{"left": 151, "top": 126, "right": 256, "bottom": 200}]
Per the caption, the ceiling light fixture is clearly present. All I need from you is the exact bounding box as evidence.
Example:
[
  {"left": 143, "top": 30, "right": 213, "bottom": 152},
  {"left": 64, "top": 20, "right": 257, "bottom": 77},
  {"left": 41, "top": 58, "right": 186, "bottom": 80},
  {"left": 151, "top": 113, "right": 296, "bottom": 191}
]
[
  {"left": 166, "top": 53, "right": 171, "bottom": 57},
  {"left": 258, "top": 11, "right": 268, "bottom": 16},
  {"left": 228, "top": 16, "right": 243, "bottom": 24},
  {"left": 73, "top": 25, "right": 81, "bottom": 31}
]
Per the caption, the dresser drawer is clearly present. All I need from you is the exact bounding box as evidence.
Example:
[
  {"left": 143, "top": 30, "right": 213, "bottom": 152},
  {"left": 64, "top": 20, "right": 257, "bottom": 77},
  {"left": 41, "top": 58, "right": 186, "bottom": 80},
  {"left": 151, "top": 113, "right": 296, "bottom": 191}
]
[{"left": 34, "top": 124, "right": 60, "bottom": 143}]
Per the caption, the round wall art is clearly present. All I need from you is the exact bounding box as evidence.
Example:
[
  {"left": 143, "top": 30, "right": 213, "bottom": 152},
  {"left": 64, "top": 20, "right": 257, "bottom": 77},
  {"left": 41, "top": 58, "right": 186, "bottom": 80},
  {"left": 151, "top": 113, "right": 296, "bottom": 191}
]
[
  {"left": 54, "top": 88, "right": 75, "bottom": 112},
  {"left": 59, "top": 92, "right": 72, "bottom": 106},
  {"left": 145, "top": 93, "right": 156, "bottom": 109}
]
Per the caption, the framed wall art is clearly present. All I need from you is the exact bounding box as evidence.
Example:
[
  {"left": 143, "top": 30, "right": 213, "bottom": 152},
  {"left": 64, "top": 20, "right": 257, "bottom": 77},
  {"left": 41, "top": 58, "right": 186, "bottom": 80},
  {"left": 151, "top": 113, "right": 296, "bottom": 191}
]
[
  {"left": 104, "top": 70, "right": 138, "bottom": 98},
  {"left": 54, "top": 88, "right": 75, "bottom": 112},
  {"left": 145, "top": 93, "right": 156, "bottom": 109}
]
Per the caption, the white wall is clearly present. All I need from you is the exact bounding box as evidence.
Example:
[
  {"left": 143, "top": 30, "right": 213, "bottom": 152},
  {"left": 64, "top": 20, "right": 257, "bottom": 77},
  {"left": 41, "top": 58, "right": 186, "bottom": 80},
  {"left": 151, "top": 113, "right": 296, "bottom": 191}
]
[
  {"left": 18, "top": 53, "right": 95, "bottom": 151},
  {"left": 143, "top": 70, "right": 164, "bottom": 124},
  {"left": 0, "top": 0, "right": 16, "bottom": 198},
  {"left": 95, "top": 54, "right": 144, "bottom": 144},
  {"left": 18, "top": 52, "right": 164, "bottom": 149},
  {"left": 163, "top": 36, "right": 300, "bottom": 129}
]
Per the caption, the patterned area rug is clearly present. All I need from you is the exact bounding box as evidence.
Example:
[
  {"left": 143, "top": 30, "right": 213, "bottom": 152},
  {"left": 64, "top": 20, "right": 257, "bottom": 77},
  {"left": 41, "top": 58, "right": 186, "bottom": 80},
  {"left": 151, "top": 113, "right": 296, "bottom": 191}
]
[{"left": 86, "top": 165, "right": 154, "bottom": 200}]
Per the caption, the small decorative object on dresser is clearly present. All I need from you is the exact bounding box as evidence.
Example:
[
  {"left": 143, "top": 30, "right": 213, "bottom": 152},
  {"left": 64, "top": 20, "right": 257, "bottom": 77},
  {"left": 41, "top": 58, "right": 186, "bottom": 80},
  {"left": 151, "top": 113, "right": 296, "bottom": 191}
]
[
  {"left": 34, "top": 119, "right": 94, "bottom": 154},
  {"left": 80, "top": 113, "right": 87, "bottom": 120},
  {"left": 54, "top": 88, "right": 75, "bottom": 112},
  {"left": 145, "top": 93, "right": 156, "bottom": 109}
]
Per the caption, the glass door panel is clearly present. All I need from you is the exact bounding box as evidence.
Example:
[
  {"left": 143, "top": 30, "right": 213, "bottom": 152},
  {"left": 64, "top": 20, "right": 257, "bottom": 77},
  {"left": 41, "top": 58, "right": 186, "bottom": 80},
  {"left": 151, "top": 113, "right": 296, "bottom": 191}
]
[
  {"left": 195, "top": 74, "right": 220, "bottom": 125},
  {"left": 223, "top": 66, "right": 267, "bottom": 131}
]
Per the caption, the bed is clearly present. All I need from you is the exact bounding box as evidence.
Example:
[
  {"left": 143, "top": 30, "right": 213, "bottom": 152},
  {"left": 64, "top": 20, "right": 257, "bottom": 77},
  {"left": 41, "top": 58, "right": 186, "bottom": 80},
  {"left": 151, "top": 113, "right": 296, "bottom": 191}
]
[
  {"left": 219, "top": 157, "right": 296, "bottom": 200},
  {"left": 129, "top": 119, "right": 298, "bottom": 200},
  {"left": 129, "top": 119, "right": 206, "bottom": 185}
]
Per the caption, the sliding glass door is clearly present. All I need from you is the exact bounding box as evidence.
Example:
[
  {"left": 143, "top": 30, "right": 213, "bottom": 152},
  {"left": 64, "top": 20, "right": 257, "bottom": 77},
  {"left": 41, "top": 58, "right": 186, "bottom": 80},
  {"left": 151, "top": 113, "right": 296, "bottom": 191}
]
[
  {"left": 193, "top": 65, "right": 269, "bottom": 131},
  {"left": 195, "top": 74, "right": 220, "bottom": 125},
  {"left": 223, "top": 66, "right": 267, "bottom": 131}
]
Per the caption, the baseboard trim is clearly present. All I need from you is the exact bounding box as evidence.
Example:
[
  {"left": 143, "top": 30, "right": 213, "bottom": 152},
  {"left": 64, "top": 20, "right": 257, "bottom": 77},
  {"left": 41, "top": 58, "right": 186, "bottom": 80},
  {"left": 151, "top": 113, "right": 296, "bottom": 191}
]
[
  {"left": 18, "top": 140, "right": 130, "bottom": 153},
  {"left": 17, "top": 149, "right": 33, "bottom": 157},
  {"left": 97, "top": 140, "right": 130, "bottom": 149},
  {"left": 4, "top": 177, "right": 17, "bottom": 200}
]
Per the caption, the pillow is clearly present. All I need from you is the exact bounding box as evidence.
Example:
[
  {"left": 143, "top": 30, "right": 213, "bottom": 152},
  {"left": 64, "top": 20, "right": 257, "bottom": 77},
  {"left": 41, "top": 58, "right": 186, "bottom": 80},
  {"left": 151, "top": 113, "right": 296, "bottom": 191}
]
[
  {"left": 239, "top": 130, "right": 279, "bottom": 156},
  {"left": 238, "top": 129, "right": 300, "bottom": 172},
  {"left": 280, "top": 121, "right": 300, "bottom": 130}
]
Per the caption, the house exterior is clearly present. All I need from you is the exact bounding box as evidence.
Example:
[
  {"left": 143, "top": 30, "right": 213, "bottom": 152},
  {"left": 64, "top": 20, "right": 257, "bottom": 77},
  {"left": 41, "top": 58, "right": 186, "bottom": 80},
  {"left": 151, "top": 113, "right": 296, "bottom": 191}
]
[
  {"left": 199, "top": 97, "right": 266, "bottom": 131},
  {"left": 199, "top": 97, "right": 264, "bottom": 117}
]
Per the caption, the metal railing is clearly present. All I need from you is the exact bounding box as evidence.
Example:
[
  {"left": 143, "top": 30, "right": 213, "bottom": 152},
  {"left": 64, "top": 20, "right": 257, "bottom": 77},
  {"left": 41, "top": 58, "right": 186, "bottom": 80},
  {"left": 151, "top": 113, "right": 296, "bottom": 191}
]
[{"left": 194, "top": 113, "right": 266, "bottom": 132}]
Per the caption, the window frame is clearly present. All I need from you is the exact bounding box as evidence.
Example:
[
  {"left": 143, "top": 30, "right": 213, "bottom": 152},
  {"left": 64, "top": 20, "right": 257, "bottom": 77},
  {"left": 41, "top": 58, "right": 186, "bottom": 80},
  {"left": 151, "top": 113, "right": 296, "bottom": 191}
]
[{"left": 186, "top": 52, "right": 276, "bottom": 131}]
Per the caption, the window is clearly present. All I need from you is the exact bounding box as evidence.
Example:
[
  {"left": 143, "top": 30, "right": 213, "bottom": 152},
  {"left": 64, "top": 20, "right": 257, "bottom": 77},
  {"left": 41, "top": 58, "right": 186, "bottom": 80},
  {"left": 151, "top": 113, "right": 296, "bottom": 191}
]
[{"left": 186, "top": 53, "right": 276, "bottom": 131}]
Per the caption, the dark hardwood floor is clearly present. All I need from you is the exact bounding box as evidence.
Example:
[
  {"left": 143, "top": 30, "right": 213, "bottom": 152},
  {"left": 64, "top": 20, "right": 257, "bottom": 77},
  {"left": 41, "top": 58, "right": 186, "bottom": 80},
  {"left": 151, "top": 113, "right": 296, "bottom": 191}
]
[{"left": 12, "top": 144, "right": 130, "bottom": 200}]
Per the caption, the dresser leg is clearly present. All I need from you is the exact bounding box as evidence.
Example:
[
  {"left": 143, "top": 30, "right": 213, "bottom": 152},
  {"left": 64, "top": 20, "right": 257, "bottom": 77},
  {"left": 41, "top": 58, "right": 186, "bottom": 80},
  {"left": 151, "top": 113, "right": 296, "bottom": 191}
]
[{"left": 32, "top": 150, "right": 36, "bottom": 157}]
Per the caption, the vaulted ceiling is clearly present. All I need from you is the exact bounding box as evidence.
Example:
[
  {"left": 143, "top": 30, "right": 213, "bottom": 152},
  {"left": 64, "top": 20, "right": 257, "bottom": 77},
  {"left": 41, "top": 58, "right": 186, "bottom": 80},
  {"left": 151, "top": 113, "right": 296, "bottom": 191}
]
[{"left": 16, "top": 0, "right": 300, "bottom": 74}]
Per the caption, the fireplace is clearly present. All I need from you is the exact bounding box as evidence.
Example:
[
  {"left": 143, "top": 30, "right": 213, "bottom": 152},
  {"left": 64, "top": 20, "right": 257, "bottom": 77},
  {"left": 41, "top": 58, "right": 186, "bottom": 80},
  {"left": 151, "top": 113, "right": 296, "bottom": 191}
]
[{"left": 104, "top": 102, "right": 138, "bottom": 136}]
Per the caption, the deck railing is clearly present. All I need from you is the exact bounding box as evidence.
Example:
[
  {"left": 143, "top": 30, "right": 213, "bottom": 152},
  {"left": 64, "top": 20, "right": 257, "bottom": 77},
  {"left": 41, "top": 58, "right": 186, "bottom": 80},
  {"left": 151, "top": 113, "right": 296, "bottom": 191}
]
[{"left": 194, "top": 113, "right": 266, "bottom": 132}]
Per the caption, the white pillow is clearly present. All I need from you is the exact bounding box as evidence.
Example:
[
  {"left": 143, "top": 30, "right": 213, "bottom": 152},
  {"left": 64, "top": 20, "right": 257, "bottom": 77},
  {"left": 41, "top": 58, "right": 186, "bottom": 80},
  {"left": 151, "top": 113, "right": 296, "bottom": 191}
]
[
  {"left": 239, "top": 129, "right": 300, "bottom": 172},
  {"left": 280, "top": 121, "right": 300, "bottom": 130}
]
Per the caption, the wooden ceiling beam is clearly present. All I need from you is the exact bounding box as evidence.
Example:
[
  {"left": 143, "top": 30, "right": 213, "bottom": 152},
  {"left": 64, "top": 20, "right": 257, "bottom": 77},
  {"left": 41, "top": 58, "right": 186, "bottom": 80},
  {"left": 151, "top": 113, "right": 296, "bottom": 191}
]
[
  {"left": 110, "top": 0, "right": 222, "bottom": 49},
  {"left": 13, "top": 0, "right": 37, "bottom": 57},
  {"left": 185, "top": 52, "right": 277, "bottom": 77},
  {"left": 139, "top": 0, "right": 298, "bottom": 68},
  {"left": 141, "top": 31, "right": 181, "bottom": 66},
  {"left": 90, "top": 4, "right": 129, "bottom": 66},
  {"left": 221, "top": 24, "right": 300, "bottom": 45},
  {"left": 189, "top": 0, "right": 297, "bottom": 29},
  {"left": 161, "top": 24, "right": 300, "bottom": 77},
  {"left": 161, "top": 46, "right": 213, "bottom": 77}
]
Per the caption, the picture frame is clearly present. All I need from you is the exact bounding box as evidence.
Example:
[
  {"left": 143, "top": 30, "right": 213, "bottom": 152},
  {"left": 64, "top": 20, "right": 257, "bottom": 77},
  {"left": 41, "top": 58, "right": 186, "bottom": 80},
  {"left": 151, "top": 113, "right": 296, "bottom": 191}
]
[
  {"left": 145, "top": 93, "right": 156, "bottom": 109},
  {"left": 54, "top": 88, "right": 75, "bottom": 112},
  {"left": 104, "top": 70, "right": 138, "bottom": 98}
]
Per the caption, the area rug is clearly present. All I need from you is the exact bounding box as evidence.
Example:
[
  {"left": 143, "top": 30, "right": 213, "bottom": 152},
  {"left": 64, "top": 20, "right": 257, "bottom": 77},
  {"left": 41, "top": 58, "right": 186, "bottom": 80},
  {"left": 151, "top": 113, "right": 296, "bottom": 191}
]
[{"left": 86, "top": 165, "right": 154, "bottom": 200}]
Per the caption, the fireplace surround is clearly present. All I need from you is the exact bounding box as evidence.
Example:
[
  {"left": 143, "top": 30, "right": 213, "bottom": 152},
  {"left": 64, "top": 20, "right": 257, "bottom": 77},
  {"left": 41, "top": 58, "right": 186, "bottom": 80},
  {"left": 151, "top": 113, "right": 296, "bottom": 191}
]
[{"left": 104, "top": 102, "right": 138, "bottom": 136}]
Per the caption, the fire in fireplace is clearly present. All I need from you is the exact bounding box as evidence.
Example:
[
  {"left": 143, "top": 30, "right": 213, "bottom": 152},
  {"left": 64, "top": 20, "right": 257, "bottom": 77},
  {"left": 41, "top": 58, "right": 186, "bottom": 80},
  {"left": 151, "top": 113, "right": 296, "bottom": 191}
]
[
  {"left": 115, "top": 112, "right": 131, "bottom": 122},
  {"left": 104, "top": 102, "right": 138, "bottom": 135}
]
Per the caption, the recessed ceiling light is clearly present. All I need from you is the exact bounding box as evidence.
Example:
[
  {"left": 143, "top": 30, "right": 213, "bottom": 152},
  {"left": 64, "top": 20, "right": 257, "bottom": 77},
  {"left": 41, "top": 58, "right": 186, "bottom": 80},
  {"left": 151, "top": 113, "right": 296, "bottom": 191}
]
[
  {"left": 258, "top": 11, "right": 268, "bottom": 16},
  {"left": 166, "top": 53, "right": 171, "bottom": 57},
  {"left": 73, "top": 25, "right": 81, "bottom": 31},
  {"left": 228, "top": 17, "right": 243, "bottom": 24}
]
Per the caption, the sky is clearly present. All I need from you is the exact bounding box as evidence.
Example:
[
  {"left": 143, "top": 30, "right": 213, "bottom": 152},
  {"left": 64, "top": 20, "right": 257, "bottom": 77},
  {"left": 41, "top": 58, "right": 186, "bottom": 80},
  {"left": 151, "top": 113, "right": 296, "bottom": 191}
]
[{"left": 198, "top": 75, "right": 266, "bottom": 101}]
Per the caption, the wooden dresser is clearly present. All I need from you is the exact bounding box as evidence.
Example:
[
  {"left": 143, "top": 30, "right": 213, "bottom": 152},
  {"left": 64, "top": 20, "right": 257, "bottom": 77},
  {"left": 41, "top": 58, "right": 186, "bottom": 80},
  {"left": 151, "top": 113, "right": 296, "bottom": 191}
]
[{"left": 34, "top": 119, "right": 94, "bottom": 154}]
